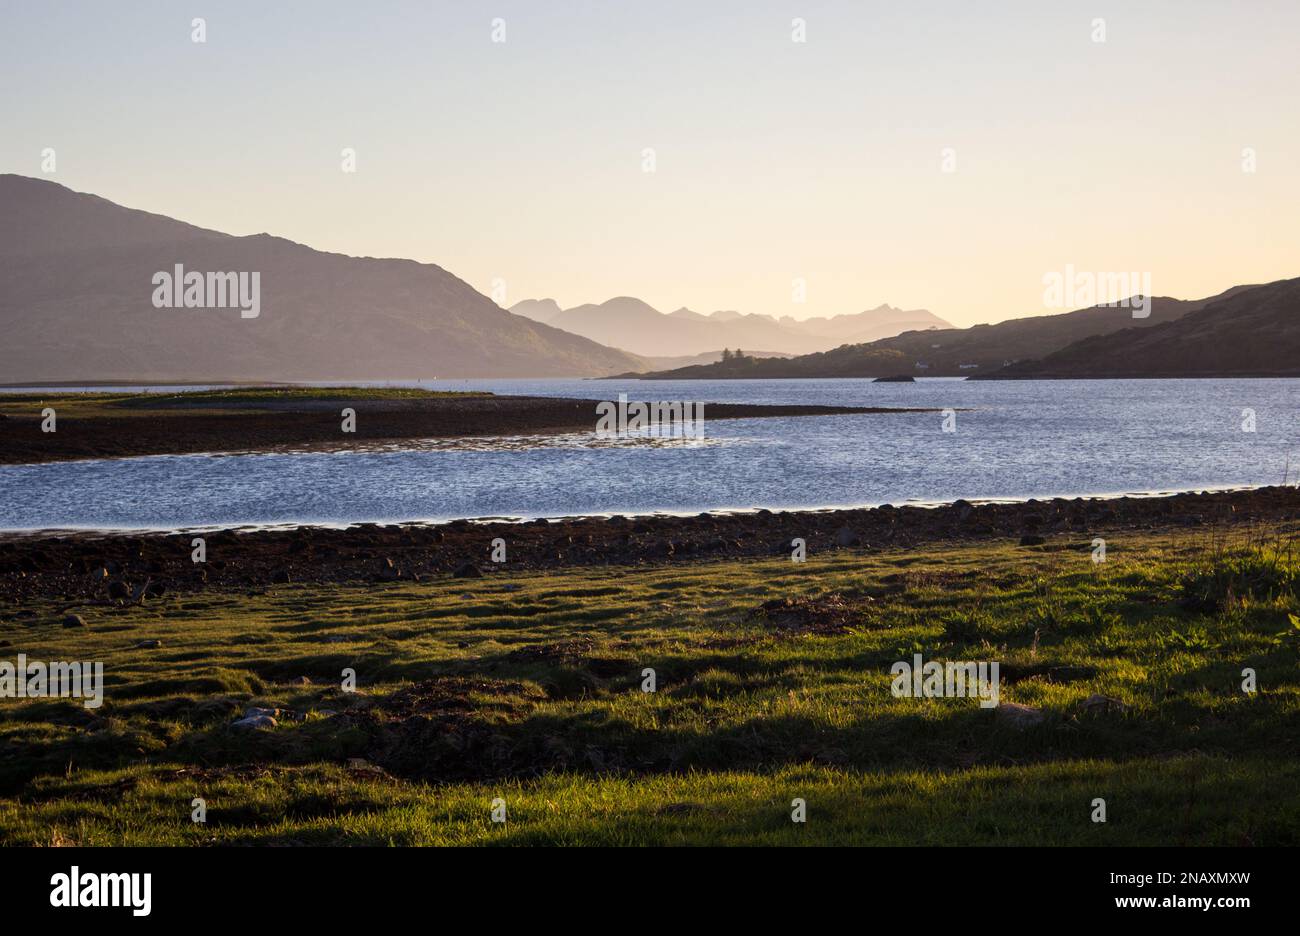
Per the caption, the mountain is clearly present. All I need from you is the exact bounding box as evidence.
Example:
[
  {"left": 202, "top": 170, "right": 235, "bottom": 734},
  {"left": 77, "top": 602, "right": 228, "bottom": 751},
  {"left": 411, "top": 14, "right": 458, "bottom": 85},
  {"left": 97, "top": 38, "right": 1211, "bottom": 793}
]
[
  {"left": 508, "top": 298, "right": 563, "bottom": 324},
  {"left": 776, "top": 304, "right": 952, "bottom": 344},
  {"left": 508, "top": 296, "right": 951, "bottom": 357},
  {"left": 978, "top": 278, "right": 1300, "bottom": 379},
  {"left": 632, "top": 287, "right": 1246, "bottom": 379},
  {"left": 0, "top": 175, "right": 644, "bottom": 383}
]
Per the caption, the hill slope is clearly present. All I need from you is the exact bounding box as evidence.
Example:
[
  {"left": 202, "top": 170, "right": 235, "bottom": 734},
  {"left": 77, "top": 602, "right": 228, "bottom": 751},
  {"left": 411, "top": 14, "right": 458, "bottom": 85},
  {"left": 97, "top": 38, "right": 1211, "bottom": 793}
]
[
  {"left": 0, "top": 175, "right": 644, "bottom": 382},
  {"left": 980, "top": 278, "right": 1300, "bottom": 378},
  {"left": 632, "top": 288, "right": 1244, "bottom": 379}
]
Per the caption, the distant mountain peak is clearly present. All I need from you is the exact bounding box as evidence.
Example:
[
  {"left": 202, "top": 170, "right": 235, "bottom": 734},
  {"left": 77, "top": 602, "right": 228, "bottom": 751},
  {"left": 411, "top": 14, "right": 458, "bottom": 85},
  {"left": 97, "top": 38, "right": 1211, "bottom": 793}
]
[
  {"left": 510, "top": 291, "right": 955, "bottom": 357},
  {"left": 508, "top": 298, "right": 563, "bottom": 322}
]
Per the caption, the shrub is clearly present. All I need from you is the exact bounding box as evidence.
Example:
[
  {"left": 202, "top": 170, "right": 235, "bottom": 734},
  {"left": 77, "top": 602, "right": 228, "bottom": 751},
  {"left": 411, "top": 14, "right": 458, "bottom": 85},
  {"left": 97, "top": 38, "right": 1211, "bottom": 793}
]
[{"left": 1180, "top": 543, "right": 1300, "bottom": 613}]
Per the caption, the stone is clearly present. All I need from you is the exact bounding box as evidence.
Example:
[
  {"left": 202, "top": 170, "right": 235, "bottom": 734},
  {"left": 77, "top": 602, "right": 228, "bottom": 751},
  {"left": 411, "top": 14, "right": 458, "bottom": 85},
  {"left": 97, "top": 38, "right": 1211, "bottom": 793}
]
[
  {"left": 133, "top": 639, "right": 162, "bottom": 649},
  {"left": 61, "top": 614, "right": 87, "bottom": 628},
  {"left": 1080, "top": 693, "right": 1129, "bottom": 715},
  {"left": 230, "top": 715, "right": 277, "bottom": 730},
  {"left": 243, "top": 706, "right": 281, "bottom": 719},
  {"left": 453, "top": 562, "right": 483, "bottom": 578},
  {"left": 1019, "top": 534, "right": 1046, "bottom": 546},
  {"left": 834, "top": 526, "right": 860, "bottom": 547},
  {"left": 995, "top": 702, "right": 1045, "bottom": 729}
]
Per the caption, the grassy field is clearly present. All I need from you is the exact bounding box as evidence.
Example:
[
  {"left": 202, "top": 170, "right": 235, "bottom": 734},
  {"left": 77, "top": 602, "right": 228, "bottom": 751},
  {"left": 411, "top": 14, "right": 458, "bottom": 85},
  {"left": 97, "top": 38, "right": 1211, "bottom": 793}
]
[
  {"left": 0, "top": 386, "right": 493, "bottom": 419},
  {"left": 2, "top": 529, "right": 1298, "bottom": 845}
]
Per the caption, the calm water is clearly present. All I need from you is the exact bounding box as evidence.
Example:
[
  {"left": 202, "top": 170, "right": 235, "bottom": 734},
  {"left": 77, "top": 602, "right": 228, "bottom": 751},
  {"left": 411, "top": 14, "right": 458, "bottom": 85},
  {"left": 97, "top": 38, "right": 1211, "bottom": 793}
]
[{"left": 2, "top": 378, "right": 1298, "bottom": 531}]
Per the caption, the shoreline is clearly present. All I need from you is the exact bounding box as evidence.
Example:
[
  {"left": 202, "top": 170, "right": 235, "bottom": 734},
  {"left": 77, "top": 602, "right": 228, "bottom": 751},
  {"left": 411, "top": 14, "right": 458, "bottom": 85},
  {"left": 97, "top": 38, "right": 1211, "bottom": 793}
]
[
  {"left": 0, "top": 389, "right": 929, "bottom": 465},
  {"left": 3, "top": 484, "right": 1297, "bottom": 605},
  {"left": 0, "top": 482, "right": 1266, "bottom": 538}
]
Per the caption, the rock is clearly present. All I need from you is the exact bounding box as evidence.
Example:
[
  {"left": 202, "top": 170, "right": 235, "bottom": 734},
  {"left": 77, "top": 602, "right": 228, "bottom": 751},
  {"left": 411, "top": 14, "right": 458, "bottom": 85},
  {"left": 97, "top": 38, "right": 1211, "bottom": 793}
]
[
  {"left": 243, "top": 706, "right": 281, "bottom": 719},
  {"left": 1080, "top": 693, "right": 1129, "bottom": 715},
  {"left": 453, "top": 562, "right": 483, "bottom": 578},
  {"left": 194, "top": 698, "right": 240, "bottom": 720},
  {"left": 133, "top": 639, "right": 162, "bottom": 649},
  {"left": 107, "top": 580, "right": 130, "bottom": 600},
  {"left": 230, "top": 715, "right": 277, "bottom": 730},
  {"left": 377, "top": 558, "right": 400, "bottom": 581},
  {"left": 1019, "top": 534, "right": 1046, "bottom": 546},
  {"left": 270, "top": 568, "right": 292, "bottom": 584},
  {"left": 290, "top": 675, "right": 312, "bottom": 686},
  {"left": 61, "top": 614, "right": 87, "bottom": 628},
  {"left": 995, "top": 702, "right": 1045, "bottom": 729},
  {"left": 834, "top": 526, "right": 860, "bottom": 547},
  {"left": 952, "top": 499, "right": 974, "bottom": 521}
]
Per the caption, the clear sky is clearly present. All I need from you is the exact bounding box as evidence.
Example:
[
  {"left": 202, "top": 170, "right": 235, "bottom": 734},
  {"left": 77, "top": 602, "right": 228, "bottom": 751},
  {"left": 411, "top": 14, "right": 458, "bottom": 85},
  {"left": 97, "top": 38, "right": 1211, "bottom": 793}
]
[{"left": 2, "top": 0, "right": 1297, "bottom": 327}]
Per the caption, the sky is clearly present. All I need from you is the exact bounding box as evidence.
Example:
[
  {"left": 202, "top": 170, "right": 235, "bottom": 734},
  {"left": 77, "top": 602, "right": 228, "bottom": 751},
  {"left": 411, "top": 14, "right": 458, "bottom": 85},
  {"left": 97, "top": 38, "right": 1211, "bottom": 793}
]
[{"left": 2, "top": 0, "right": 1297, "bottom": 327}]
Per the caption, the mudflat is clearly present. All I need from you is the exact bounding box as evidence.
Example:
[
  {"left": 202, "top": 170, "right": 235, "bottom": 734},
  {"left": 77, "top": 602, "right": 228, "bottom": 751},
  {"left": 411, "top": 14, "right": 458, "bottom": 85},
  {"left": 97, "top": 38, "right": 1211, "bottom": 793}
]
[{"left": 0, "top": 387, "right": 931, "bottom": 465}]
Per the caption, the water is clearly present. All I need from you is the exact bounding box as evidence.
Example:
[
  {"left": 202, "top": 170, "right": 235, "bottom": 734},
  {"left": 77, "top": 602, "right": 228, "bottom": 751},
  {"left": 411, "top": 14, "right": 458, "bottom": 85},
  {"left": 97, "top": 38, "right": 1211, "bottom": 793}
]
[{"left": 2, "top": 378, "right": 1298, "bottom": 531}]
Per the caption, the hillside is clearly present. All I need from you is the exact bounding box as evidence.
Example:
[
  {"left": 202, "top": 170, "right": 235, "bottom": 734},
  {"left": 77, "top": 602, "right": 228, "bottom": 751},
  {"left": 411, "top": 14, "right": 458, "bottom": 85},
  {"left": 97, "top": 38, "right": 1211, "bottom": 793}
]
[
  {"left": 979, "top": 278, "right": 1300, "bottom": 379},
  {"left": 632, "top": 288, "right": 1244, "bottom": 379},
  {"left": 0, "top": 175, "right": 644, "bottom": 383}
]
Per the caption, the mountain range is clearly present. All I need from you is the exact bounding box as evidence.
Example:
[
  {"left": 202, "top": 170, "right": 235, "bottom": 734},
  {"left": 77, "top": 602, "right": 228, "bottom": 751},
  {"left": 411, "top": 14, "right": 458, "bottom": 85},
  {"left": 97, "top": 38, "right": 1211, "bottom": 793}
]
[
  {"left": 0, "top": 175, "right": 644, "bottom": 383},
  {"left": 510, "top": 295, "right": 951, "bottom": 356},
  {"left": 6, "top": 175, "right": 1290, "bottom": 386},
  {"left": 631, "top": 283, "right": 1274, "bottom": 379}
]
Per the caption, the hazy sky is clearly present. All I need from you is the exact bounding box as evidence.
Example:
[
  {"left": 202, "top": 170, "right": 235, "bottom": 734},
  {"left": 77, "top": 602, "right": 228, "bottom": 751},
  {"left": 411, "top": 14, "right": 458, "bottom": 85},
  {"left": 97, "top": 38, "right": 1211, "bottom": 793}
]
[{"left": 2, "top": 0, "right": 1297, "bottom": 327}]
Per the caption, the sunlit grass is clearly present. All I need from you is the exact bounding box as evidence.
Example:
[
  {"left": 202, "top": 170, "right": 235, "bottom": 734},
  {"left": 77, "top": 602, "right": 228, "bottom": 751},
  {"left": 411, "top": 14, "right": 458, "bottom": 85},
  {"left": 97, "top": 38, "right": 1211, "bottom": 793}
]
[{"left": 2, "top": 528, "right": 1298, "bottom": 845}]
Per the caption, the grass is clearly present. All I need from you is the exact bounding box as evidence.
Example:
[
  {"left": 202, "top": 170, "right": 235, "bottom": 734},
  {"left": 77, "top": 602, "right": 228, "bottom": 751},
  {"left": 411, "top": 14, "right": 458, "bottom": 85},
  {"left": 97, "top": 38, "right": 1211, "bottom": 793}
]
[
  {"left": 2, "top": 529, "right": 1299, "bottom": 845},
  {"left": 0, "top": 386, "right": 493, "bottom": 418}
]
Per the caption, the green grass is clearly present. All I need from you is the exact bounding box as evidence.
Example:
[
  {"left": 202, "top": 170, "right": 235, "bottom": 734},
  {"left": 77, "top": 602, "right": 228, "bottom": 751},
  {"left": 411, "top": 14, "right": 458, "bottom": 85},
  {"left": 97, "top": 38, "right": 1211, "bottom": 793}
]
[
  {"left": 0, "top": 386, "right": 492, "bottom": 418},
  {"left": 2, "top": 530, "right": 1299, "bottom": 845}
]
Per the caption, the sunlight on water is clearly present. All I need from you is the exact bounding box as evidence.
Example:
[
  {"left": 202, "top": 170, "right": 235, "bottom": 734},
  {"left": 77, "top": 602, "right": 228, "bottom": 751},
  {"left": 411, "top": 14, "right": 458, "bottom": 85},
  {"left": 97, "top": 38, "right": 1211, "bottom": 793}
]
[{"left": 2, "top": 378, "right": 1298, "bottom": 530}]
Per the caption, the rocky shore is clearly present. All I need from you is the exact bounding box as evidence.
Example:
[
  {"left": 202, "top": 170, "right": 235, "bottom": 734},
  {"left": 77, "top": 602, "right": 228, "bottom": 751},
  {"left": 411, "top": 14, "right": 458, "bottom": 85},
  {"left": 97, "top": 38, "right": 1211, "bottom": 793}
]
[{"left": 2, "top": 486, "right": 1298, "bottom": 607}]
